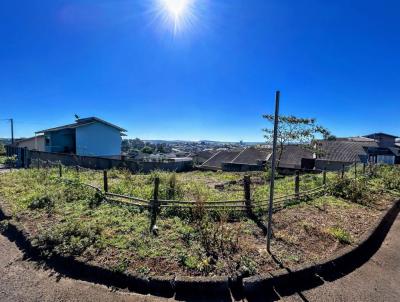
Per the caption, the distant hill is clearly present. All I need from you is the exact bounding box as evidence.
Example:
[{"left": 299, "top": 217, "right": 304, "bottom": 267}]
[{"left": 142, "top": 139, "right": 263, "bottom": 146}]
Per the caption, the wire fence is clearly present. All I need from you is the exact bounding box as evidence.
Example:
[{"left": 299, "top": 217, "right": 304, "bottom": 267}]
[
  {"left": 26, "top": 158, "right": 379, "bottom": 232},
  {"left": 30, "top": 158, "right": 334, "bottom": 210}
]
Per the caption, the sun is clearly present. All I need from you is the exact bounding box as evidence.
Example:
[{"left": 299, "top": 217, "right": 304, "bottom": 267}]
[
  {"left": 154, "top": 0, "right": 196, "bottom": 35},
  {"left": 162, "top": 0, "right": 189, "bottom": 18}
]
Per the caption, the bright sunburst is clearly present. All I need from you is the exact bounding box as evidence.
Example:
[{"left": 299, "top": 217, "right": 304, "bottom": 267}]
[{"left": 154, "top": 0, "right": 197, "bottom": 35}]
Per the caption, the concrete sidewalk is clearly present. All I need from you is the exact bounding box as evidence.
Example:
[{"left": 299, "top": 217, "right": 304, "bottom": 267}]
[{"left": 283, "top": 214, "right": 400, "bottom": 302}]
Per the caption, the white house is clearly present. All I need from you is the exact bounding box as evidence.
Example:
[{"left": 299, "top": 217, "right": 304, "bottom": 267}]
[{"left": 35, "top": 117, "right": 127, "bottom": 158}]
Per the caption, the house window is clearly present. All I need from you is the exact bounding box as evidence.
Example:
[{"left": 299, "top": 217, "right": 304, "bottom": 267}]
[
  {"left": 376, "top": 155, "right": 395, "bottom": 165},
  {"left": 45, "top": 136, "right": 50, "bottom": 145}
]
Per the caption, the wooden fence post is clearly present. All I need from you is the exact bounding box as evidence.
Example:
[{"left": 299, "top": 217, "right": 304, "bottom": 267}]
[
  {"left": 341, "top": 165, "right": 345, "bottom": 179},
  {"left": 76, "top": 165, "right": 79, "bottom": 174},
  {"left": 243, "top": 175, "right": 252, "bottom": 216},
  {"left": 168, "top": 176, "right": 175, "bottom": 200},
  {"left": 295, "top": 171, "right": 300, "bottom": 199},
  {"left": 323, "top": 168, "right": 327, "bottom": 185},
  {"left": 103, "top": 170, "right": 108, "bottom": 192},
  {"left": 354, "top": 161, "right": 357, "bottom": 179},
  {"left": 363, "top": 163, "right": 366, "bottom": 175},
  {"left": 150, "top": 177, "right": 160, "bottom": 234},
  {"left": 23, "top": 147, "right": 28, "bottom": 168},
  {"left": 59, "top": 163, "right": 62, "bottom": 178}
]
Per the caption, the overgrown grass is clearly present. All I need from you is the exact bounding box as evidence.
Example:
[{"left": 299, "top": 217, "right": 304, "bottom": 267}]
[
  {"left": 56, "top": 167, "right": 327, "bottom": 203},
  {"left": 0, "top": 165, "right": 398, "bottom": 276}
]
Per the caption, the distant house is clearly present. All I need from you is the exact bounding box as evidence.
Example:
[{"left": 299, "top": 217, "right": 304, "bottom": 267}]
[
  {"left": 35, "top": 117, "right": 127, "bottom": 158},
  {"left": 199, "top": 132, "right": 400, "bottom": 173},
  {"left": 315, "top": 133, "right": 400, "bottom": 170},
  {"left": 199, "top": 146, "right": 313, "bottom": 172},
  {"left": 14, "top": 135, "right": 46, "bottom": 151}
]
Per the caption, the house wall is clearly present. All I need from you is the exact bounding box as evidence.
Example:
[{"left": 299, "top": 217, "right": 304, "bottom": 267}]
[
  {"left": 315, "top": 159, "right": 353, "bottom": 171},
  {"left": 222, "top": 162, "right": 264, "bottom": 172},
  {"left": 45, "top": 129, "right": 75, "bottom": 153},
  {"left": 366, "top": 134, "right": 396, "bottom": 147},
  {"left": 15, "top": 136, "right": 45, "bottom": 151},
  {"left": 75, "top": 122, "right": 122, "bottom": 157}
]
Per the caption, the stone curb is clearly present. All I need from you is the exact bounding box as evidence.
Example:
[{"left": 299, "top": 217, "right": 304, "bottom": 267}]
[{"left": 0, "top": 199, "right": 399, "bottom": 300}]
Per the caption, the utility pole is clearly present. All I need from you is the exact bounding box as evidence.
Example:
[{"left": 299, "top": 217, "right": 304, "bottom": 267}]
[
  {"left": 10, "top": 118, "right": 14, "bottom": 144},
  {"left": 267, "top": 91, "right": 280, "bottom": 253}
]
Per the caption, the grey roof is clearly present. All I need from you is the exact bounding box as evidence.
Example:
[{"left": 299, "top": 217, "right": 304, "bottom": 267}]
[
  {"left": 36, "top": 117, "right": 127, "bottom": 134},
  {"left": 317, "top": 140, "right": 379, "bottom": 163},
  {"left": 193, "top": 150, "right": 218, "bottom": 164},
  {"left": 346, "top": 136, "right": 377, "bottom": 142},
  {"left": 364, "top": 133, "right": 398, "bottom": 139},
  {"left": 201, "top": 150, "right": 242, "bottom": 169},
  {"left": 15, "top": 135, "right": 45, "bottom": 143},
  {"left": 388, "top": 147, "right": 400, "bottom": 157},
  {"left": 231, "top": 147, "right": 270, "bottom": 165},
  {"left": 200, "top": 146, "right": 312, "bottom": 170},
  {"left": 272, "top": 145, "right": 314, "bottom": 169}
]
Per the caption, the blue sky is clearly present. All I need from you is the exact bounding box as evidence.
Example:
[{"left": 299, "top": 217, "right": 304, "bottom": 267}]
[{"left": 0, "top": 0, "right": 399, "bottom": 142}]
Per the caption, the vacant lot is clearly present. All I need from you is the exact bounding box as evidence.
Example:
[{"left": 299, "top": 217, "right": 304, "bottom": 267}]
[{"left": 0, "top": 166, "right": 398, "bottom": 277}]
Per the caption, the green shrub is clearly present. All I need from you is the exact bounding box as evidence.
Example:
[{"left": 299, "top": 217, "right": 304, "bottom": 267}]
[
  {"left": 0, "top": 143, "right": 5, "bottom": 155},
  {"left": 376, "top": 165, "right": 400, "bottom": 191},
  {"left": 328, "top": 176, "right": 370, "bottom": 204},
  {"left": 0, "top": 221, "right": 9, "bottom": 233},
  {"left": 327, "top": 227, "right": 351, "bottom": 244},
  {"left": 88, "top": 191, "right": 104, "bottom": 208},
  {"left": 238, "top": 256, "right": 258, "bottom": 276},
  {"left": 4, "top": 155, "right": 17, "bottom": 168},
  {"left": 28, "top": 196, "right": 54, "bottom": 212},
  {"left": 33, "top": 220, "right": 101, "bottom": 256}
]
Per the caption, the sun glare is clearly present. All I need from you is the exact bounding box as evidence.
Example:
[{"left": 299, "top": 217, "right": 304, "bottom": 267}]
[
  {"left": 162, "top": 0, "right": 188, "bottom": 17},
  {"left": 154, "top": 0, "right": 197, "bottom": 35}
]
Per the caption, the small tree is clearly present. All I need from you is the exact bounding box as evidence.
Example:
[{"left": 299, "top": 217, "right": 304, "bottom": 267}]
[
  {"left": 262, "top": 115, "right": 330, "bottom": 167},
  {"left": 141, "top": 146, "right": 154, "bottom": 154}
]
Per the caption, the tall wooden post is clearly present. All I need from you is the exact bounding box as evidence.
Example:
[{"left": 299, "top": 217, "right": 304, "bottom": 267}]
[
  {"left": 59, "top": 163, "right": 62, "bottom": 178},
  {"left": 267, "top": 91, "right": 280, "bottom": 253},
  {"left": 243, "top": 175, "right": 252, "bottom": 216},
  {"left": 150, "top": 177, "right": 160, "bottom": 234},
  {"left": 103, "top": 170, "right": 108, "bottom": 192},
  {"left": 363, "top": 163, "right": 366, "bottom": 175},
  {"left": 341, "top": 164, "right": 345, "bottom": 179},
  {"left": 294, "top": 171, "right": 300, "bottom": 199},
  {"left": 10, "top": 118, "right": 14, "bottom": 145}
]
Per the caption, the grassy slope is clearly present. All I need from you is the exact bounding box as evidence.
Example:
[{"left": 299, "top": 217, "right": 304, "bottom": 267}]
[{"left": 0, "top": 167, "right": 396, "bottom": 277}]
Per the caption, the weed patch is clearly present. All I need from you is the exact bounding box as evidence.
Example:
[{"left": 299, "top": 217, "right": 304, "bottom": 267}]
[{"left": 327, "top": 227, "right": 352, "bottom": 244}]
